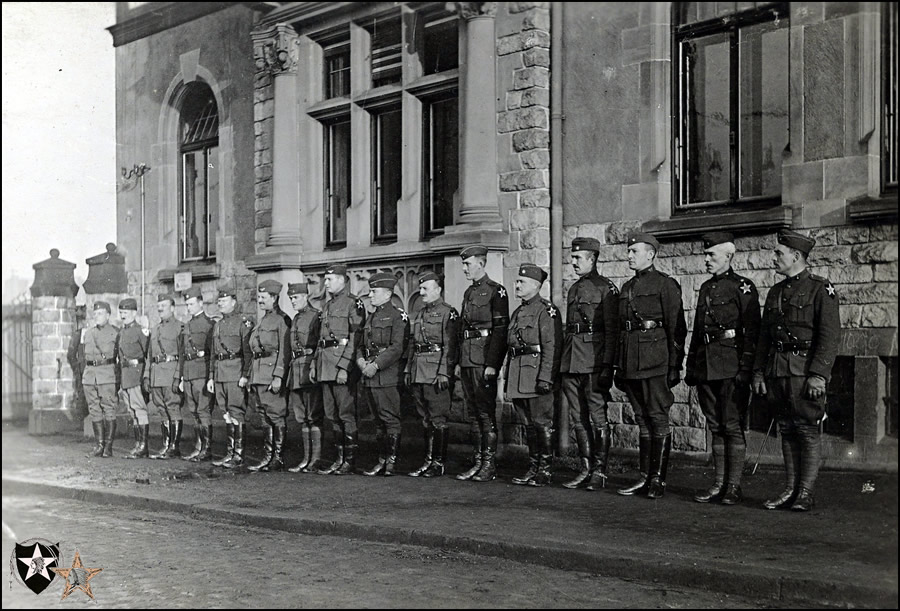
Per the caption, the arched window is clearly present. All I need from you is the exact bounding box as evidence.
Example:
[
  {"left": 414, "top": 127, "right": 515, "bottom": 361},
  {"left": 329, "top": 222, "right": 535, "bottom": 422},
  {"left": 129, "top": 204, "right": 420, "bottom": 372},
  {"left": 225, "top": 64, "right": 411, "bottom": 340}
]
[{"left": 179, "top": 83, "right": 219, "bottom": 261}]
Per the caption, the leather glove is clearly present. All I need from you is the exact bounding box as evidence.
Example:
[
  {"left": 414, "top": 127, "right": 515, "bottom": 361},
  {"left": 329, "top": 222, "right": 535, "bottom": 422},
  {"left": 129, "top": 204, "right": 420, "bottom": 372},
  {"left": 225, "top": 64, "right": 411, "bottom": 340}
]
[
  {"left": 751, "top": 372, "right": 766, "bottom": 396},
  {"left": 804, "top": 375, "right": 827, "bottom": 400},
  {"left": 403, "top": 372, "right": 411, "bottom": 387},
  {"left": 336, "top": 369, "right": 348, "bottom": 385},
  {"left": 683, "top": 372, "right": 698, "bottom": 387},
  {"left": 594, "top": 367, "right": 613, "bottom": 392},
  {"left": 170, "top": 378, "right": 180, "bottom": 394},
  {"left": 734, "top": 370, "right": 752, "bottom": 388},
  {"left": 435, "top": 374, "right": 450, "bottom": 392},
  {"left": 666, "top": 368, "right": 681, "bottom": 388},
  {"left": 270, "top": 376, "right": 282, "bottom": 394},
  {"left": 141, "top": 378, "right": 151, "bottom": 395},
  {"left": 536, "top": 380, "right": 553, "bottom": 395}
]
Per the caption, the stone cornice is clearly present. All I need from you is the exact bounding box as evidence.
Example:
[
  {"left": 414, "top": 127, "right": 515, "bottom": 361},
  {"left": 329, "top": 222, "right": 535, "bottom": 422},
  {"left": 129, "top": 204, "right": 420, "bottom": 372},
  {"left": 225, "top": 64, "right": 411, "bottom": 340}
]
[
  {"left": 453, "top": 2, "right": 498, "bottom": 20},
  {"left": 252, "top": 23, "right": 301, "bottom": 76}
]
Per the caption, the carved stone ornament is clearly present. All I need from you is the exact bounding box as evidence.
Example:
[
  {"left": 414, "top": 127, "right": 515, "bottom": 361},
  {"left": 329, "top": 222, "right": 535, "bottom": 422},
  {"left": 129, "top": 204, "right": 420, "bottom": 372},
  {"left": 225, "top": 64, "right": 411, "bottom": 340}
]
[
  {"left": 453, "top": 2, "right": 498, "bottom": 20},
  {"left": 253, "top": 23, "right": 300, "bottom": 76}
]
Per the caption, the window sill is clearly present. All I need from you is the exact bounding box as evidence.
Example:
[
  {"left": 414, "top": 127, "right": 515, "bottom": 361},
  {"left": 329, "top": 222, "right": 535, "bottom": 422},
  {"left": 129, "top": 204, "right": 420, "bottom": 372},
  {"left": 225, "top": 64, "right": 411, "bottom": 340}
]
[
  {"left": 307, "top": 97, "right": 351, "bottom": 121},
  {"left": 158, "top": 262, "right": 219, "bottom": 283},
  {"left": 848, "top": 192, "right": 899, "bottom": 223},
  {"left": 642, "top": 206, "right": 792, "bottom": 239}
]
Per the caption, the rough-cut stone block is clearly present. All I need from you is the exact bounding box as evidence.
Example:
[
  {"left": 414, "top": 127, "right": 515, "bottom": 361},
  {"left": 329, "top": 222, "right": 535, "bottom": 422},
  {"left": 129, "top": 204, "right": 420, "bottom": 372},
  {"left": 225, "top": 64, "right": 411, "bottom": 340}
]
[
  {"left": 673, "top": 426, "right": 707, "bottom": 452},
  {"left": 498, "top": 107, "right": 549, "bottom": 132},
  {"left": 506, "top": 91, "right": 522, "bottom": 110},
  {"left": 869, "top": 224, "right": 899, "bottom": 242},
  {"left": 873, "top": 262, "right": 898, "bottom": 283},
  {"left": 33, "top": 337, "right": 62, "bottom": 351},
  {"left": 520, "top": 149, "right": 550, "bottom": 169},
  {"left": 606, "top": 221, "right": 643, "bottom": 244},
  {"left": 513, "top": 67, "right": 550, "bottom": 90},
  {"left": 666, "top": 256, "right": 706, "bottom": 275},
  {"left": 836, "top": 283, "right": 898, "bottom": 305},
  {"left": 840, "top": 304, "right": 863, "bottom": 328},
  {"left": 254, "top": 180, "right": 271, "bottom": 199},
  {"left": 689, "top": 403, "right": 707, "bottom": 429},
  {"left": 670, "top": 403, "right": 691, "bottom": 427},
  {"left": 837, "top": 226, "right": 870, "bottom": 244},
  {"left": 500, "top": 170, "right": 549, "bottom": 191},
  {"left": 806, "top": 227, "right": 837, "bottom": 246},
  {"left": 519, "top": 228, "right": 551, "bottom": 249},
  {"left": 255, "top": 209, "right": 272, "bottom": 230},
  {"left": 32, "top": 323, "right": 57, "bottom": 337},
  {"left": 612, "top": 423, "right": 638, "bottom": 449},
  {"left": 521, "top": 7, "right": 550, "bottom": 31},
  {"left": 510, "top": 207, "right": 550, "bottom": 231},
  {"left": 33, "top": 380, "right": 58, "bottom": 394},
  {"left": 621, "top": 401, "right": 637, "bottom": 425},
  {"left": 254, "top": 130, "right": 271, "bottom": 152},
  {"left": 734, "top": 233, "right": 777, "bottom": 251},
  {"left": 805, "top": 245, "right": 852, "bottom": 267},
  {"left": 33, "top": 310, "right": 61, "bottom": 323},
  {"left": 504, "top": 249, "right": 550, "bottom": 267},
  {"left": 607, "top": 402, "right": 623, "bottom": 424},
  {"left": 509, "top": 2, "right": 550, "bottom": 13},
  {"left": 592, "top": 244, "right": 620, "bottom": 263},
  {"left": 860, "top": 304, "right": 898, "bottom": 328},
  {"left": 809, "top": 265, "right": 873, "bottom": 284},
  {"left": 852, "top": 242, "right": 898, "bottom": 264},
  {"left": 575, "top": 224, "right": 606, "bottom": 243},
  {"left": 520, "top": 88, "right": 550, "bottom": 108},
  {"left": 253, "top": 99, "right": 274, "bottom": 122},
  {"left": 520, "top": 189, "right": 550, "bottom": 208},
  {"left": 35, "top": 365, "right": 60, "bottom": 380},
  {"left": 255, "top": 164, "right": 273, "bottom": 181},
  {"left": 255, "top": 195, "right": 272, "bottom": 213},
  {"left": 512, "top": 129, "right": 550, "bottom": 152},
  {"left": 599, "top": 261, "right": 631, "bottom": 279},
  {"left": 523, "top": 47, "right": 550, "bottom": 68}
]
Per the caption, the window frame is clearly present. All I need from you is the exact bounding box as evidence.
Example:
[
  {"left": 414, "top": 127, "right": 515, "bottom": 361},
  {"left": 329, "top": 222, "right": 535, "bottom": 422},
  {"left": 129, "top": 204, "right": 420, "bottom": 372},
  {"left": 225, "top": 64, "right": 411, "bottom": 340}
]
[
  {"left": 422, "top": 90, "right": 459, "bottom": 237},
  {"left": 178, "top": 87, "right": 219, "bottom": 263},
  {"left": 371, "top": 106, "right": 403, "bottom": 243},
  {"left": 883, "top": 2, "right": 898, "bottom": 195},
  {"left": 324, "top": 117, "right": 351, "bottom": 248}
]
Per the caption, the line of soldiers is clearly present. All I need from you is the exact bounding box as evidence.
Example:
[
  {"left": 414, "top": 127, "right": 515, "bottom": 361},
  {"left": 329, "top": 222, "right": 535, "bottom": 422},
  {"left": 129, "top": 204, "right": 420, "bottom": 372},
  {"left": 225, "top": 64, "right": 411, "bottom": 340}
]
[{"left": 73, "top": 230, "right": 839, "bottom": 512}]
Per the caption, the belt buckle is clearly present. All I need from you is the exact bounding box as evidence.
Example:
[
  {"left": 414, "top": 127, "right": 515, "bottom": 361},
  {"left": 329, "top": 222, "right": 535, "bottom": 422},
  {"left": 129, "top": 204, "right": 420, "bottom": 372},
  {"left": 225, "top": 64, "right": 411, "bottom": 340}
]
[
  {"left": 775, "top": 340, "right": 784, "bottom": 352},
  {"left": 624, "top": 321, "right": 632, "bottom": 332}
]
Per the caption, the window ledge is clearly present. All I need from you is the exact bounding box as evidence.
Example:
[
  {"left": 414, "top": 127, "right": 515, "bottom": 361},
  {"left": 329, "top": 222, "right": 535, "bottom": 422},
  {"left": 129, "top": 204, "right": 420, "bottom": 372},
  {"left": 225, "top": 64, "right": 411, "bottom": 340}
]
[
  {"left": 642, "top": 206, "right": 792, "bottom": 239},
  {"left": 158, "top": 262, "right": 219, "bottom": 283},
  {"left": 848, "top": 192, "right": 899, "bottom": 223},
  {"left": 307, "top": 97, "right": 351, "bottom": 121}
]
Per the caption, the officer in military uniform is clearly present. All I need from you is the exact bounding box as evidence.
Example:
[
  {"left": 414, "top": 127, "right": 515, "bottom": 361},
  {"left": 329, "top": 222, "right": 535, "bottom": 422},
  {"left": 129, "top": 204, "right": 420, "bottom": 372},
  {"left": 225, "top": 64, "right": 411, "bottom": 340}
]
[
  {"left": 247, "top": 279, "right": 290, "bottom": 472},
  {"left": 405, "top": 271, "right": 459, "bottom": 478},
  {"left": 505, "top": 264, "right": 563, "bottom": 487},
  {"left": 752, "top": 230, "right": 840, "bottom": 512},
  {"left": 285, "top": 282, "right": 324, "bottom": 473},
  {"left": 207, "top": 287, "right": 254, "bottom": 469},
  {"left": 616, "top": 233, "right": 687, "bottom": 499},
  {"left": 80, "top": 301, "right": 119, "bottom": 457},
  {"left": 560, "top": 237, "right": 620, "bottom": 490},
  {"left": 456, "top": 246, "right": 509, "bottom": 483},
  {"left": 116, "top": 298, "right": 148, "bottom": 459},
  {"left": 685, "top": 232, "right": 761, "bottom": 505},
  {"left": 315, "top": 264, "right": 366, "bottom": 475},
  {"left": 141, "top": 293, "right": 183, "bottom": 460},
  {"left": 179, "top": 286, "right": 215, "bottom": 462}
]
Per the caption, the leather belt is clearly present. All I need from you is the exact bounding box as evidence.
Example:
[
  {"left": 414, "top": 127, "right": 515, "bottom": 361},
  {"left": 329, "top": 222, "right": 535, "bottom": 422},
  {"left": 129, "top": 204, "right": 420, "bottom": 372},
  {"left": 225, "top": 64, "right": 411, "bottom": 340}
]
[
  {"left": 184, "top": 350, "right": 205, "bottom": 361},
  {"left": 509, "top": 345, "right": 542, "bottom": 358},
  {"left": 122, "top": 357, "right": 145, "bottom": 368},
  {"left": 362, "top": 346, "right": 386, "bottom": 359},
  {"left": 292, "top": 348, "right": 315, "bottom": 358},
  {"left": 252, "top": 351, "right": 273, "bottom": 359},
  {"left": 152, "top": 355, "right": 179, "bottom": 364},
  {"left": 216, "top": 352, "right": 239, "bottom": 361},
  {"left": 774, "top": 340, "right": 812, "bottom": 353},
  {"left": 85, "top": 358, "right": 116, "bottom": 366},
  {"left": 703, "top": 329, "right": 737, "bottom": 344},
  {"left": 463, "top": 329, "right": 491, "bottom": 339},
  {"left": 624, "top": 320, "right": 662, "bottom": 332},
  {"left": 566, "top": 323, "right": 593, "bottom": 334},
  {"left": 318, "top": 338, "right": 349, "bottom": 348},
  {"left": 415, "top": 343, "right": 442, "bottom": 354}
]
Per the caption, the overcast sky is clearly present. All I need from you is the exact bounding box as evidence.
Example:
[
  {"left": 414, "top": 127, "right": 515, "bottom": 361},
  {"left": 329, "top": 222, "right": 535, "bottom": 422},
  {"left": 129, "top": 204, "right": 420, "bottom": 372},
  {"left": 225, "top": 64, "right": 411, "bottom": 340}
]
[{"left": 2, "top": 2, "right": 117, "bottom": 300}]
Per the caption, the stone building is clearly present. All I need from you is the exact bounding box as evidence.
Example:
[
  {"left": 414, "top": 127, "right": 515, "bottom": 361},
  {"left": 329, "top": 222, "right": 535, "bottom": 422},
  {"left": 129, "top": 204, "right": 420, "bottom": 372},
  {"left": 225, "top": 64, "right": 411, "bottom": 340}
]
[{"left": 109, "top": 2, "right": 897, "bottom": 468}]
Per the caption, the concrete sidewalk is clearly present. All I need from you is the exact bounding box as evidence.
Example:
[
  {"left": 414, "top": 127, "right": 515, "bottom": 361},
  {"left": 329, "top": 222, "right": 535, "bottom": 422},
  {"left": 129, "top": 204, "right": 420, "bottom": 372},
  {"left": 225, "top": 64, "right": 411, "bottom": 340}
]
[{"left": 2, "top": 425, "right": 897, "bottom": 608}]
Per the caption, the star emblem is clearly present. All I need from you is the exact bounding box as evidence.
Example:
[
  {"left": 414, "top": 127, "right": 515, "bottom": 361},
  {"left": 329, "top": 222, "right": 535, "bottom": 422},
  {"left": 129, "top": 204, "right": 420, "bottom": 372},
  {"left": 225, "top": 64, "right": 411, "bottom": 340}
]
[
  {"left": 356, "top": 299, "right": 365, "bottom": 310},
  {"left": 449, "top": 310, "right": 458, "bottom": 321},
  {"left": 826, "top": 283, "right": 836, "bottom": 297},
  {"left": 740, "top": 281, "right": 752, "bottom": 295},
  {"left": 142, "top": 327, "right": 150, "bottom": 336},
  {"left": 548, "top": 306, "right": 557, "bottom": 318},
  {"left": 50, "top": 550, "right": 103, "bottom": 600},
  {"left": 17, "top": 543, "right": 58, "bottom": 581},
  {"left": 243, "top": 319, "right": 253, "bottom": 328},
  {"left": 498, "top": 287, "right": 507, "bottom": 299},
  {"left": 400, "top": 310, "right": 408, "bottom": 322}
]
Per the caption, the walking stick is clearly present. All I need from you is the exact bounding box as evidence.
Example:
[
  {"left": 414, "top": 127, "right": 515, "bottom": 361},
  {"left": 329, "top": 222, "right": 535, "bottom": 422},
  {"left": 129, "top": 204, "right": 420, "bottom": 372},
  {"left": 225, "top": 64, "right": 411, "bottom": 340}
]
[{"left": 751, "top": 417, "right": 776, "bottom": 475}]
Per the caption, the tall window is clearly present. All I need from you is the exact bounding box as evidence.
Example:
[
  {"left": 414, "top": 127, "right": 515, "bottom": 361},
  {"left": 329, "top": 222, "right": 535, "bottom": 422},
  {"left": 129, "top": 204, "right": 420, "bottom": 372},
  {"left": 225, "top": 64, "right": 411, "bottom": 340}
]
[
  {"left": 368, "top": 18, "right": 402, "bottom": 88},
  {"left": 424, "top": 95, "right": 459, "bottom": 234},
  {"left": 884, "top": 2, "right": 898, "bottom": 193},
  {"left": 324, "top": 40, "right": 350, "bottom": 99},
  {"left": 325, "top": 119, "right": 351, "bottom": 246},
  {"left": 674, "top": 3, "right": 789, "bottom": 209},
  {"left": 372, "top": 109, "right": 402, "bottom": 241},
  {"left": 180, "top": 84, "right": 218, "bottom": 261}
]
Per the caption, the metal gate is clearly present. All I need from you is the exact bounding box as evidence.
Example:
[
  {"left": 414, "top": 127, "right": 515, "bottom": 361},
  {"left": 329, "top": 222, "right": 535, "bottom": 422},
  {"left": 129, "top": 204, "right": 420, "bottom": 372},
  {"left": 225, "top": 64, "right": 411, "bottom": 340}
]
[{"left": 2, "top": 293, "right": 32, "bottom": 421}]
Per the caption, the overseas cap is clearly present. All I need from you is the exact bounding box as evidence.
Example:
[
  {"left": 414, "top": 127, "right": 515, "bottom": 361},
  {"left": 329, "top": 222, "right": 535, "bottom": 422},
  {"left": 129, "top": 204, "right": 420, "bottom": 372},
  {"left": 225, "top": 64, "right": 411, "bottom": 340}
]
[
  {"left": 571, "top": 237, "right": 601, "bottom": 253},
  {"left": 627, "top": 232, "right": 660, "bottom": 251},
  {"left": 460, "top": 245, "right": 488, "bottom": 259},
  {"left": 417, "top": 271, "right": 441, "bottom": 285},
  {"left": 157, "top": 293, "right": 176, "bottom": 305},
  {"left": 701, "top": 232, "right": 735, "bottom": 249},
  {"left": 325, "top": 264, "right": 348, "bottom": 276},
  {"left": 118, "top": 298, "right": 137, "bottom": 311},
  {"left": 258, "top": 279, "right": 283, "bottom": 294},
  {"left": 217, "top": 286, "right": 237, "bottom": 299},
  {"left": 183, "top": 286, "right": 203, "bottom": 301},
  {"left": 369, "top": 272, "right": 397, "bottom": 290},
  {"left": 287, "top": 282, "right": 308, "bottom": 296},
  {"left": 518, "top": 263, "right": 548, "bottom": 284},
  {"left": 93, "top": 301, "right": 111, "bottom": 313},
  {"left": 777, "top": 229, "right": 815, "bottom": 255}
]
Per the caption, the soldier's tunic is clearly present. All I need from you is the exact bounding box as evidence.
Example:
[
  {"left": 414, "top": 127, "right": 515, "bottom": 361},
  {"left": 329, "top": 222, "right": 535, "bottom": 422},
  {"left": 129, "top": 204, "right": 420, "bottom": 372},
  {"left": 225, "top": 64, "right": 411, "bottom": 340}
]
[
  {"left": 617, "top": 266, "right": 687, "bottom": 436},
  {"left": 180, "top": 311, "right": 214, "bottom": 425},
  {"left": 210, "top": 311, "right": 254, "bottom": 423},
  {"left": 81, "top": 323, "right": 120, "bottom": 422},
  {"left": 289, "top": 304, "right": 323, "bottom": 427},
  {"left": 248, "top": 310, "right": 290, "bottom": 427},
  {"left": 506, "top": 295, "right": 563, "bottom": 428},
  {"left": 459, "top": 274, "right": 509, "bottom": 430},
  {"left": 358, "top": 301, "right": 409, "bottom": 435},
  {"left": 118, "top": 320, "right": 150, "bottom": 424},
  {"left": 316, "top": 286, "right": 366, "bottom": 435},
  {"left": 686, "top": 268, "right": 760, "bottom": 440},
  {"left": 753, "top": 269, "right": 840, "bottom": 425},
  {"left": 560, "top": 270, "right": 620, "bottom": 431},
  {"left": 405, "top": 299, "right": 459, "bottom": 429},
  {"left": 142, "top": 315, "right": 182, "bottom": 423}
]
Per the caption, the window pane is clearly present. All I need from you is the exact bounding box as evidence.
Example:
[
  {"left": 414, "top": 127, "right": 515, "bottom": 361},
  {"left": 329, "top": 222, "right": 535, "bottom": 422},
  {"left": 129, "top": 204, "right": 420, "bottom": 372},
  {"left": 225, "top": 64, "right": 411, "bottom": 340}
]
[
  {"left": 425, "top": 97, "right": 458, "bottom": 233},
  {"left": 369, "top": 18, "right": 402, "bottom": 88},
  {"left": 183, "top": 151, "right": 207, "bottom": 259},
  {"left": 739, "top": 20, "right": 788, "bottom": 199},
  {"left": 684, "top": 33, "right": 731, "bottom": 204},
  {"left": 326, "top": 121, "right": 350, "bottom": 245},
  {"left": 375, "top": 110, "right": 402, "bottom": 239},
  {"left": 424, "top": 16, "right": 458, "bottom": 75},
  {"left": 325, "top": 45, "right": 350, "bottom": 99},
  {"left": 207, "top": 146, "right": 218, "bottom": 257}
]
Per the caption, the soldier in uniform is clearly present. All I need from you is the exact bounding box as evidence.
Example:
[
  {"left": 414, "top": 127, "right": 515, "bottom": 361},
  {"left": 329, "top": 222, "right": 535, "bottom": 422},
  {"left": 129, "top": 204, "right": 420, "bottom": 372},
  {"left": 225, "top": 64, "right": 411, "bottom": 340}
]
[
  {"left": 505, "top": 264, "right": 563, "bottom": 487},
  {"left": 141, "top": 294, "right": 183, "bottom": 460},
  {"left": 247, "top": 280, "right": 290, "bottom": 472},
  {"left": 285, "top": 282, "right": 324, "bottom": 473},
  {"left": 616, "top": 233, "right": 687, "bottom": 499},
  {"left": 456, "top": 246, "right": 509, "bottom": 483},
  {"left": 405, "top": 271, "right": 459, "bottom": 478},
  {"left": 560, "top": 237, "right": 620, "bottom": 490},
  {"left": 206, "top": 287, "right": 254, "bottom": 469},
  {"left": 358, "top": 272, "right": 410, "bottom": 477},
  {"left": 752, "top": 230, "right": 840, "bottom": 512},
  {"left": 80, "top": 301, "right": 119, "bottom": 457},
  {"left": 684, "top": 233, "right": 761, "bottom": 505},
  {"left": 179, "top": 286, "right": 215, "bottom": 462},
  {"left": 314, "top": 264, "right": 366, "bottom": 475},
  {"left": 116, "top": 298, "right": 148, "bottom": 459}
]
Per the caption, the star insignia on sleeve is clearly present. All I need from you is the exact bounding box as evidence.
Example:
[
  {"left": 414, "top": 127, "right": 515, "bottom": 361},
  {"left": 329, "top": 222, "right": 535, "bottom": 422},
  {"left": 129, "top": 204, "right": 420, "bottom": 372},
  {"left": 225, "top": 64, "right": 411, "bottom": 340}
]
[
  {"left": 142, "top": 327, "right": 150, "bottom": 336},
  {"left": 449, "top": 310, "right": 458, "bottom": 321},
  {"left": 547, "top": 305, "right": 558, "bottom": 317},
  {"left": 498, "top": 286, "right": 507, "bottom": 299},
  {"left": 356, "top": 299, "right": 365, "bottom": 310},
  {"left": 243, "top": 319, "right": 253, "bottom": 328},
  {"left": 739, "top": 281, "right": 752, "bottom": 295},
  {"left": 826, "top": 283, "right": 836, "bottom": 297},
  {"left": 400, "top": 310, "right": 408, "bottom": 322}
]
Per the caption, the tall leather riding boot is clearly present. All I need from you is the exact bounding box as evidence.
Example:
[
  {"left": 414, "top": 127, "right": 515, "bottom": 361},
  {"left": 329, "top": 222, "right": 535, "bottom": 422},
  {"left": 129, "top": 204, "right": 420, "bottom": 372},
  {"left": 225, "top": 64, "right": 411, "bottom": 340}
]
[
  {"left": 289, "top": 425, "right": 312, "bottom": 473},
  {"left": 127, "top": 424, "right": 150, "bottom": 459},
  {"left": 126, "top": 423, "right": 141, "bottom": 456},
  {"left": 409, "top": 426, "right": 435, "bottom": 477},
  {"left": 150, "top": 421, "right": 171, "bottom": 459},
  {"left": 512, "top": 426, "right": 539, "bottom": 485},
  {"left": 456, "top": 427, "right": 483, "bottom": 481},
  {"left": 562, "top": 427, "right": 592, "bottom": 489},
  {"left": 472, "top": 428, "right": 497, "bottom": 482},
  {"left": 222, "top": 423, "right": 244, "bottom": 469},
  {"left": 318, "top": 431, "right": 344, "bottom": 475},
  {"left": 383, "top": 434, "right": 400, "bottom": 477},
  {"left": 695, "top": 438, "right": 727, "bottom": 503},
  {"left": 646, "top": 434, "right": 671, "bottom": 499},
  {"left": 260, "top": 425, "right": 286, "bottom": 472},
  {"left": 334, "top": 432, "right": 356, "bottom": 475},
  {"left": 304, "top": 426, "right": 322, "bottom": 473},
  {"left": 101, "top": 420, "right": 117, "bottom": 458},
  {"left": 792, "top": 425, "right": 821, "bottom": 512},
  {"left": 423, "top": 427, "right": 448, "bottom": 478},
  {"left": 586, "top": 426, "right": 612, "bottom": 491},
  {"left": 529, "top": 426, "right": 554, "bottom": 487},
  {"left": 764, "top": 434, "right": 801, "bottom": 510},
  {"left": 182, "top": 420, "right": 202, "bottom": 461},
  {"left": 721, "top": 440, "right": 747, "bottom": 505},
  {"left": 192, "top": 425, "right": 213, "bottom": 462},
  {"left": 88, "top": 421, "right": 105, "bottom": 457},
  {"left": 364, "top": 430, "right": 387, "bottom": 476},
  {"left": 213, "top": 423, "right": 235, "bottom": 467},
  {"left": 618, "top": 435, "right": 651, "bottom": 495},
  {"left": 249, "top": 426, "right": 275, "bottom": 472},
  {"left": 164, "top": 421, "right": 183, "bottom": 459}
]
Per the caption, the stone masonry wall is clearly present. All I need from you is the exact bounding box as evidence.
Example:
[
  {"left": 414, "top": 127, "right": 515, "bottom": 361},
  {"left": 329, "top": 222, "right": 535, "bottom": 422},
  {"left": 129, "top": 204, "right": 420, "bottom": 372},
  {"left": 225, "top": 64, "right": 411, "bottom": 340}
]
[
  {"left": 32, "top": 296, "right": 77, "bottom": 413},
  {"left": 253, "top": 70, "right": 275, "bottom": 254}
]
